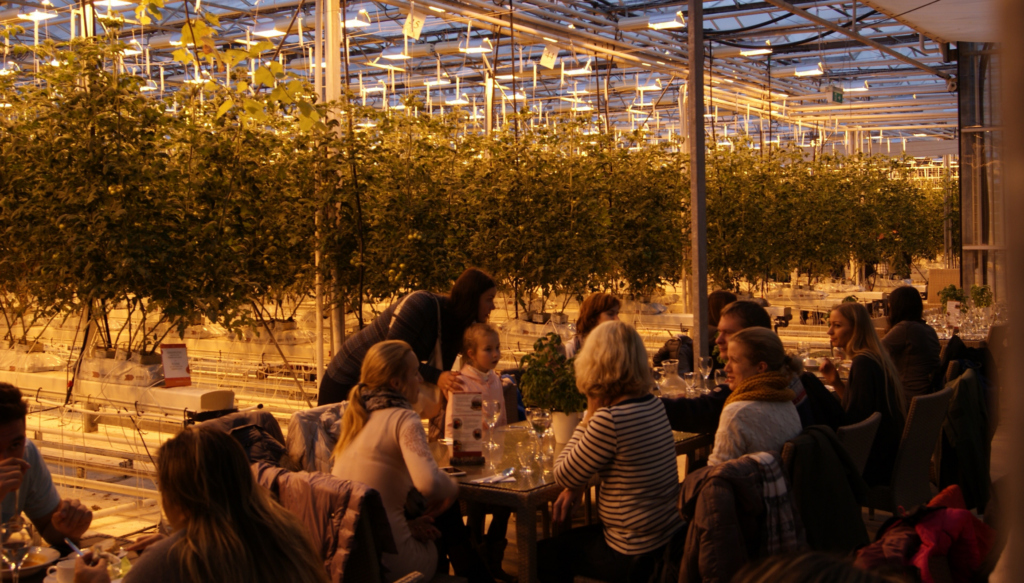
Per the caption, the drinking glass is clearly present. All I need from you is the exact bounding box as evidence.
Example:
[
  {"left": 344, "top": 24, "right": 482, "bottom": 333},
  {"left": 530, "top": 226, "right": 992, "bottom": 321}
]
[
  {"left": 682, "top": 373, "right": 697, "bottom": 398},
  {"left": 2, "top": 515, "right": 32, "bottom": 583},
  {"left": 482, "top": 399, "right": 502, "bottom": 451},
  {"left": 714, "top": 370, "right": 728, "bottom": 388},
  {"left": 526, "top": 408, "right": 551, "bottom": 441}
]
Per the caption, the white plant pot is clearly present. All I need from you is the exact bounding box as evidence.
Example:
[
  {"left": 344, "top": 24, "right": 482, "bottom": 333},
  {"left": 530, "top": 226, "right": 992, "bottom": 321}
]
[{"left": 552, "top": 411, "right": 582, "bottom": 443}]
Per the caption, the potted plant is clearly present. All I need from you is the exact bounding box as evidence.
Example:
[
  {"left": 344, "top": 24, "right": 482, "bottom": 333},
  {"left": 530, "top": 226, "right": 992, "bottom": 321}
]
[
  {"left": 519, "top": 333, "right": 586, "bottom": 442},
  {"left": 938, "top": 285, "right": 967, "bottom": 313}
]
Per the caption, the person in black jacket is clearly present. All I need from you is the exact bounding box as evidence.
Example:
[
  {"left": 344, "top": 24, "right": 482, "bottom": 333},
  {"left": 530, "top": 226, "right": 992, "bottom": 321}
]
[
  {"left": 821, "top": 302, "right": 907, "bottom": 487},
  {"left": 881, "top": 286, "right": 941, "bottom": 400},
  {"left": 319, "top": 268, "right": 498, "bottom": 405},
  {"left": 661, "top": 301, "right": 845, "bottom": 434}
]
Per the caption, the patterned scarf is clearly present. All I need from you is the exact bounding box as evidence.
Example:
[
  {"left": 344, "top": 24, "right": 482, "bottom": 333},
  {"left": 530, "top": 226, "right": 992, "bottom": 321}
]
[
  {"left": 359, "top": 386, "right": 413, "bottom": 412},
  {"left": 724, "top": 371, "right": 795, "bottom": 407},
  {"left": 745, "top": 451, "right": 805, "bottom": 555}
]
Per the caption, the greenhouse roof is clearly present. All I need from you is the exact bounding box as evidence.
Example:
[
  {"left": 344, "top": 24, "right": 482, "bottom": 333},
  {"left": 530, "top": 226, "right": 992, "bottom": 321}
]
[{"left": 0, "top": 0, "right": 965, "bottom": 148}]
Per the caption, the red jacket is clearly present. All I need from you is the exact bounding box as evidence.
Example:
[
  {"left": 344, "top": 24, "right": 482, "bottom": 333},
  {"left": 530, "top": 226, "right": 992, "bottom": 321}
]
[{"left": 856, "top": 486, "right": 994, "bottom": 583}]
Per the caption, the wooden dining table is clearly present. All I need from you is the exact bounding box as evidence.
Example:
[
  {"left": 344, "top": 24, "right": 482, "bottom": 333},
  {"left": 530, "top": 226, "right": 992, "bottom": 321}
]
[{"left": 430, "top": 422, "right": 708, "bottom": 583}]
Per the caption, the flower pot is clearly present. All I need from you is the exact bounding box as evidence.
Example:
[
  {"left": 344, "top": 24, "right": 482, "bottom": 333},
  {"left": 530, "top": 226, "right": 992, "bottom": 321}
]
[
  {"left": 552, "top": 411, "right": 582, "bottom": 443},
  {"left": 93, "top": 347, "right": 116, "bottom": 359},
  {"left": 531, "top": 312, "right": 551, "bottom": 324},
  {"left": 138, "top": 353, "right": 162, "bottom": 366},
  {"left": 271, "top": 319, "right": 298, "bottom": 332},
  {"left": 550, "top": 313, "right": 569, "bottom": 325}
]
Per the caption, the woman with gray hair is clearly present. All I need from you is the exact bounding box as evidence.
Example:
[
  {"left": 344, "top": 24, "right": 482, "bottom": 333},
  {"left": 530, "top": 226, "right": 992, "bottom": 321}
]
[{"left": 537, "top": 321, "right": 682, "bottom": 583}]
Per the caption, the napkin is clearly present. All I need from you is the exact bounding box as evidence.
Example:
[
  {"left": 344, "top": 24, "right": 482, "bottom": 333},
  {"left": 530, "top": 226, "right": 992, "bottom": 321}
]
[{"left": 471, "top": 474, "right": 517, "bottom": 484}]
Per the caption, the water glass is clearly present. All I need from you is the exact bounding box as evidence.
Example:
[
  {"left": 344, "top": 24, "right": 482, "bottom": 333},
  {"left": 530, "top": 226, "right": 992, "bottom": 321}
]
[
  {"left": 482, "top": 399, "right": 502, "bottom": 451},
  {"left": 714, "top": 370, "right": 728, "bottom": 389}
]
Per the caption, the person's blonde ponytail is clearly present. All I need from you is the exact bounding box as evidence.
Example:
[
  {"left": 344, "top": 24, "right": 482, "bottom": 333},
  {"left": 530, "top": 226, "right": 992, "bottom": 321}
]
[
  {"left": 332, "top": 340, "right": 416, "bottom": 458},
  {"left": 334, "top": 384, "right": 369, "bottom": 458}
]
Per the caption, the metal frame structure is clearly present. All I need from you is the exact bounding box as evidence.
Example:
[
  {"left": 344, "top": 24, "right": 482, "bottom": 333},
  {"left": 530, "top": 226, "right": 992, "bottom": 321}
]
[{"left": 1, "top": 0, "right": 960, "bottom": 146}]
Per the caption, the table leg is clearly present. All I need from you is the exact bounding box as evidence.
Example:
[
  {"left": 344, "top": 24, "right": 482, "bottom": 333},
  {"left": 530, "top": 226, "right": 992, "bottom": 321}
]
[{"left": 516, "top": 505, "right": 539, "bottom": 583}]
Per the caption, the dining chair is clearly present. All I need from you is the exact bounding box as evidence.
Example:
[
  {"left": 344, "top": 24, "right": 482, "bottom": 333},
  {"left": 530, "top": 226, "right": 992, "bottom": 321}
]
[
  {"left": 836, "top": 412, "right": 882, "bottom": 476},
  {"left": 867, "top": 386, "right": 954, "bottom": 514}
]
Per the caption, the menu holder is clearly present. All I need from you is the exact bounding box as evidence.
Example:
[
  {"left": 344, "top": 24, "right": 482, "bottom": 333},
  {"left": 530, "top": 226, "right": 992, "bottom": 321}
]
[
  {"left": 449, "top": 391, "right": 485, "bottom": 466},
  {"left": 946, "top": 300, "right": 961, "bottom": 329},
  {"left": 160, "top": 344, "right": 192, "bottom": 388}
]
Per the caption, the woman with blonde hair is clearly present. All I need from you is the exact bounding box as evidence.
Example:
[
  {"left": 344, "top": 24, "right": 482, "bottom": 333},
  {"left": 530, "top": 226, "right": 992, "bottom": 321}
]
[
  {"left": 74, "top": 425, "right": 328, "bottom": 583},
  {"left": 331, "top": 341, "right": 491, "bottom": 583},
  {"left": 538, "top": 321, "right": 682, "bottom": 583},
  {"left": 710, "top": 327, "right": 803, "bottom": 465},
  {"left": 821, "top": 302, "right": 906, "bottom": 487}
]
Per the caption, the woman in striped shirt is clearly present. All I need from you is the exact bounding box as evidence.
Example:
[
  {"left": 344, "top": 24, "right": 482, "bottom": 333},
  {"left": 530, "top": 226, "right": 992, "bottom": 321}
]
[{"left": 537, "top": 321, "right": 683, "bottom": 583}]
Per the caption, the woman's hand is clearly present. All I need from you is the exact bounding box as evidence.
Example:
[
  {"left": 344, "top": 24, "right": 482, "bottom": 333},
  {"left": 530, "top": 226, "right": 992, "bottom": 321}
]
[
  {"left": 73, "top": 552, "right": 110, "bottom": 583},
  {"left": 437, "top": 371, "right": 465, "bottom": 397},
  {"left": 820, "top": 359, "right": 845, "bottom": 393},
  {"left": 408, "top": 516, "right": 441, "bottom": 542},
  {"left": 552, "top": 488, "right": 584, "bottom": 526}
]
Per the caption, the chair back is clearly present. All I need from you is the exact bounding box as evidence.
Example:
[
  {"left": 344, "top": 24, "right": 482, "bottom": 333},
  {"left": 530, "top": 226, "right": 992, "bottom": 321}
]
[
  {"left": 890, "top": 386, "right": 954, "bottom": 511},
  {"left": 837, "top": 412, "right": 882, "bottom": 476},
  {"left": 287, "top": 402, "right": 348, "bottom": 473}
]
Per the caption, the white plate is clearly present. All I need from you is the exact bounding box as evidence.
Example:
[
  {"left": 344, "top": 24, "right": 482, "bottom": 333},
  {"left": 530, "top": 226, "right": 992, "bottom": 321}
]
[{"left": 2, "top": 546, "right": 61, "bottom": 579}]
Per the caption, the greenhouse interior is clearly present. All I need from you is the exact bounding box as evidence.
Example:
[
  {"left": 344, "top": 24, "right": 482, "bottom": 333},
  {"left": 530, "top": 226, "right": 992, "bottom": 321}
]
[{"left": 0, "top": 0, "right": 1019, "bottom": 581}]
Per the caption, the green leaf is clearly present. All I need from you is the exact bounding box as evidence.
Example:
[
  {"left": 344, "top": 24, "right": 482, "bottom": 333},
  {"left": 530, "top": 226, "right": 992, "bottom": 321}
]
[
  {"left": 216, "top": 98, "right": 233, "bottom": 119},
  {"left": 224, "top": 49, "right": 249, "bottom": 68},
  {"left": 253, "top": 66, "right": 275, "bottom": 87},
  {"left": 203, "top": 11, "right": 220, "bottom": 27},
  {"left": 268, "top": 61, "right": 284, "bottom": 78},
  {"left": 247, "top": 41, "right": 274, "bottom": 57},
  {"left": 171, "top": 48, "right": 193, "bottom": 64}
]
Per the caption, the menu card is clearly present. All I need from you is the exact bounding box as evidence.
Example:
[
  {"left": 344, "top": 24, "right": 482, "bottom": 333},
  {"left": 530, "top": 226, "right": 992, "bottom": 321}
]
[
  {"left": 449, "top": 391, "right": 483, "bottom": 458},
  {"left": 160, "top": 344, "right": 192, "bottom": 388},
  {"left": 946, "top": 301, "right": 961, "bottom": 328}
]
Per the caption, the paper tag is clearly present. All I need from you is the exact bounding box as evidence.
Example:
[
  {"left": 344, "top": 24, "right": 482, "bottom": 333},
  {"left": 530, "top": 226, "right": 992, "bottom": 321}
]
[
  {"left": 450, "top": 392, "right": 483, "bottom": 457},
  {"left": 946, "top": 301, "right": 961, "bottom": 328},
  {"left": 540, "top": 44, "right": 558, "bottom": 69},
  {"left": 160, "top": 344, "right": 192, "bottom": 388},
  {"left": 403, "top": 7, "right": 425, "bottom": 40}
]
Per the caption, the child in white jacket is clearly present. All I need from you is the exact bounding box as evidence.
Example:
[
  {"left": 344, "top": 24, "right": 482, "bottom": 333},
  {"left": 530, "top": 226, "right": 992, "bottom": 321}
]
[
  {"left": 444, "top": 323, "right": 513, "bottom": 582},
  {"left": 445, "top": 324, "right": 506, "bottom": 439}
]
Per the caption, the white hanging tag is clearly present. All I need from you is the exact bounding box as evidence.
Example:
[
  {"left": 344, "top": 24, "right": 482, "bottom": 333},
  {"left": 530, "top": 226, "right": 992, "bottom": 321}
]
[
  {"left": 540, "top": 44, "right": 557, "bottom": 69},
  {"left": 404, "top": 3, "right": 425, "bottom": 40}
]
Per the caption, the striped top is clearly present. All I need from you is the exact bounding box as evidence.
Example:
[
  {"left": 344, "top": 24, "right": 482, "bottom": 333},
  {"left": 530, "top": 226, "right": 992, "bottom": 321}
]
[{"left": 554, "top": 394, "right": 683, "bottom": 555}]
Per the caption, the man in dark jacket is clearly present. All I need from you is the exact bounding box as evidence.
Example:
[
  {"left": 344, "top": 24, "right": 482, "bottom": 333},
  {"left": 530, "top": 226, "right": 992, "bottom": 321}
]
[{"left": 661, "top": 301, "right": 845, "bottom": 434}]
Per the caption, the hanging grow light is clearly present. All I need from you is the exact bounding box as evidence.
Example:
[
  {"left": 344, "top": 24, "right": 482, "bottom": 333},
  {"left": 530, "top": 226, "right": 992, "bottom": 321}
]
[
  {"left": 446, "top": 93, "right": 469, "bottom": 106},
  {"left": 0, "top": 63, "right": 20, "bottom": 76},
  {"left": 18, "top": 3, "right": 57, "bottom": 21},
  {"left": 366, "top": 58, "right": 405, "bottom": 72},
  {"left": 459, "top": 38, "right": 493, "bottom": 54},
  {"left": 714, "top": 41, "right": 772, "bottom": 58},
  {"left": 140, "top": 79, "right": 159, "bottom": 92},
  {"left": 381, "top": 45, "right": 412, "bottom": 60},
  {"left": 253, "top": 18, "right": 294, "bottom": 38},
  {"left": 647, "top": 11, "right": 685, "bottom": 30},
  {"left": 342, "top": 10, "right": 371, "bottom": 28}
]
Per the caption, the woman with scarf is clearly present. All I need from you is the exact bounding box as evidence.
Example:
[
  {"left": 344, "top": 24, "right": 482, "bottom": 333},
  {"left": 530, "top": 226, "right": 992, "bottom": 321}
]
[
  {"left": 709, "top": 328, "right": 803, "bottom": 466},
  {"left": 331, "top": 341, "right": 492, "bottom": 582}
]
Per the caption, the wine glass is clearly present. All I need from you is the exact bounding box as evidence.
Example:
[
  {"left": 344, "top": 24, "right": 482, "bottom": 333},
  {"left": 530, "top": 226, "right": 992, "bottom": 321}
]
[
  {"left": 698, "top": 356, "right": 714, "bottom": 387},
  {"left": 526, "top": 407, "right": 551, "bottom": 440},
  {"left": 482, "top": 399, "right": 502, "bottom": 451},
  {"left": 2, "top": 515, "right": 32, "bottom": 583}
]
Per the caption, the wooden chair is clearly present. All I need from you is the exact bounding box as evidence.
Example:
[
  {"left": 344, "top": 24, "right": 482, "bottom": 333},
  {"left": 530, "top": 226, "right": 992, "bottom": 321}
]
[
  {"left": 867, "top": 387, "right": 954, "bottom": 514},
  {"left": 836, "top": 412, "right": 882, "bottom": 476}
]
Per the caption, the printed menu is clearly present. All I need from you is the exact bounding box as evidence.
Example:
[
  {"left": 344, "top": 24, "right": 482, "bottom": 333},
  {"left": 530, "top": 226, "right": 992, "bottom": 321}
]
[
  {"left": 449, "top": 391, "right": 483, "bottom": 458},
  {"left": 160, "top": 344, "right": 192, "bottom": 388}
]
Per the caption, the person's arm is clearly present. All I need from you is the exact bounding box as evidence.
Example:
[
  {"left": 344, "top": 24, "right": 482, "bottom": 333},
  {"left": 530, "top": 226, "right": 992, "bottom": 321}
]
[
  {"left": 843, "top": 356, "right": 884, "bottom": 424},
  {"left": 707, "top": 405, "right": 747, "bottom": 466},
  {"left": 36, "top": 499, "right": 92, "bottom": 546},
  {"left": 659, "top": 387, "right": 730, "bottom": 434},
  {"left": 553, "top": 409, "right": 616, "bottom": 490},
  {"left": 397, "top": 412, "right": 458, "bottom": 501}
]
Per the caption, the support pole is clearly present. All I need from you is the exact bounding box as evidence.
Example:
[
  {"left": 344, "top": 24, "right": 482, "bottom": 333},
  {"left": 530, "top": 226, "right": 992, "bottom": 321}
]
[{"left": 688, "top": 0, "right": 709, "bottom": 368}]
